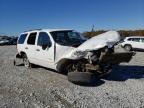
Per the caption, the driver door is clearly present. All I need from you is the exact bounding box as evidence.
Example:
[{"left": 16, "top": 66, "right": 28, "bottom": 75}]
[{"left": 35, "top": 32, "right": 55, "bottom": 69}]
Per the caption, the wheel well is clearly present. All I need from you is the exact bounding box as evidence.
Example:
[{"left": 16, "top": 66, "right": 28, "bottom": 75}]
[
  {"left": 56, "top": 58, "right": 73, "bottom": 72},
  {"left": 19, "top": 51, "right": 26, "bottom": 58},
  {"left": 124, "top": 44, "right": 132, "bottom": 48}
]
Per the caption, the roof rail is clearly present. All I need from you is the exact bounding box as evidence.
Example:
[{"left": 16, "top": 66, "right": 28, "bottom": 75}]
[{"left": 24, "top": 29, "right": 42, "bottom": 32}]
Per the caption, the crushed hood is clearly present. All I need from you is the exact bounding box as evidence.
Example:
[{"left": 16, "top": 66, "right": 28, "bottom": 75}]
[
  {"left": 66, "top": 31, "right": 121, "bottom": 59},
  {"left": 56, "top": 31, "right": 121, "bottom": 60},
  {"left": 76, "top": 31, "right": 121, "bottom": 52}
]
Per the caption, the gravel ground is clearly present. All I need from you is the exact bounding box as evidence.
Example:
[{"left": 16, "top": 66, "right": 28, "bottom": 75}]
[{"left": 0, "top": 46, "right": 144, "bottom": 108}]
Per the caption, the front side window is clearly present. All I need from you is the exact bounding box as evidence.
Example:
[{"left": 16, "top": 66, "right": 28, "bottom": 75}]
[
  {"left": 127, "top": 38, "right": 132, "bottom": 41},
  {"left": 18, "top": 33, "right": 27, "bottom": 44},
  {"left": 50, "top": 30, "right": 86, "bottom": 47},
  {"left": 27, "top": 32, "right": 37, "bottom": 45},
  {"left": 37, "top": 32, "right": 52, "bottom": 47}
]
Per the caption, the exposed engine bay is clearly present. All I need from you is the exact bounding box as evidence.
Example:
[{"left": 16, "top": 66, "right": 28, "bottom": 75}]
[
  {"left": 61, "top": 46, "right": 133, "bottom": 77},
  {"left": 56, "top": 31, "right": 133, "bottom": 78}
]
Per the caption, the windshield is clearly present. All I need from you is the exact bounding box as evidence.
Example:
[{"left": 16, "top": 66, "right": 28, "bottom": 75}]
[{"left": 50, "top": 30, "right": 86, "bottom": 47}]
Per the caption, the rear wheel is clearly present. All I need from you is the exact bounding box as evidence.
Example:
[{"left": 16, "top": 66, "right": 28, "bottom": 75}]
[
  {"left": 23, "top": 54, "right": 31, "bottom": 68},
  {"left": 124, "top": 45, "right": 132, "bottom": 51}
]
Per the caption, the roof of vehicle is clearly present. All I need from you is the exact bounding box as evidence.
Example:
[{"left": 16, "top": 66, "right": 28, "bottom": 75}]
[
  {"left": 24, "top": 29, "right": 73, "bottom": 34},
  {"left": 125, "top": 36, "right": 144, "bottom": 39}
]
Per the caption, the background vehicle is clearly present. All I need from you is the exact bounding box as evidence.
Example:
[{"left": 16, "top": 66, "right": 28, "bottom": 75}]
[
  {"left": 0, "top": 36, "right": 18, "bottom": 45},
  {"left": 9, "top": 37, "right": 18, "bottom": 45},
  {"left": 121, "top": 36, "right": 144, "bottom": 51},
  {"left": 14, "top": 29, "right": 133, "bottom": 84},
  {"left": 0, "top": 39, "right": 10, "bottom": 45}
]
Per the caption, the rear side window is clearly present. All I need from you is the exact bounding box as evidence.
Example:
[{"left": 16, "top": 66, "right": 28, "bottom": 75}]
[
  {"left": 18, "top": 34, "right": 27, "bottom": 44},
  {"left": 132, "top": 38, "right": 140, "bottom": 42},
  {"left": 27, "top": 32, "right": 37, "bottom": 45}
]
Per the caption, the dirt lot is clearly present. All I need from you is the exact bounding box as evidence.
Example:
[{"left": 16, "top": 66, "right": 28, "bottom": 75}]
[{"left": 0, "top": 46, "right": 144, "bottom": 108}]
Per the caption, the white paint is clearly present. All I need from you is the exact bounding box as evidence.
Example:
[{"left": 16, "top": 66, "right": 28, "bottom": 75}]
[{"left": 17, "top": 30, "right": 121, "bottom": 70}]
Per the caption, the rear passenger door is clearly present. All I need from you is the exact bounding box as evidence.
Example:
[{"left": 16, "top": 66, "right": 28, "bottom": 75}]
[
  {"left": 25, "top": 32, "right": 37, "bottom": 63},
  {"left": 35, "top": 32, "right": 55, "bottom": 68}
]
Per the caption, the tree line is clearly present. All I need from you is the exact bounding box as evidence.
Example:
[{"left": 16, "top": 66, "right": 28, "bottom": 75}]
[{"left": 83, "top": 30, "right": 144, "bottom": 38}]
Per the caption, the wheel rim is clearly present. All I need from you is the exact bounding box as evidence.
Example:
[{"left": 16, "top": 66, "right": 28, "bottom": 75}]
[
  {"left": 125, "top": 46, "right": 131, "bottom": 51},
  {"left": 23, "top": 57, "right": 30, "bottom": 68}
]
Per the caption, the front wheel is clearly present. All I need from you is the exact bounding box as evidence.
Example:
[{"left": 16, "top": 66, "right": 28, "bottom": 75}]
[{"left": 23, "top": 54, "right": 31, "bottom": 68}]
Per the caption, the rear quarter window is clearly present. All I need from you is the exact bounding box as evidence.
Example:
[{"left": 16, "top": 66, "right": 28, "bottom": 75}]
[{"left": 18, "top": 34, "right": 27, "bottom": 44}]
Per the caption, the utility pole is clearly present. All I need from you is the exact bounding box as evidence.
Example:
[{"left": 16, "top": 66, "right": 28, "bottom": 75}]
[{"left": 91, "top": 25, "right": 95, "bottom": 32}]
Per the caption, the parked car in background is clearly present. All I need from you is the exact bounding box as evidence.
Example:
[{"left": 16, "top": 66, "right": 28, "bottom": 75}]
[
  {"left": 0, "top": 36, "right": 18, "bottom": 45},
  {"left": 0, "top": 39, "right": 10, "bottom": 45},
  {"left": 121, "top": 36, "right": 144, "bottom": 51},
  {"left": 10, "top": 37, "right": 18, "bottom": 45}
]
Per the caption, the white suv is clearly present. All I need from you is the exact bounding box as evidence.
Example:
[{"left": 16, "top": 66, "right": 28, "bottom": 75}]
[
  {"left": 121, "top": 36, "right": 144, "bottom": 51},
  {"left": 14, "top": 29, "right": 132, "bottom": 84}
]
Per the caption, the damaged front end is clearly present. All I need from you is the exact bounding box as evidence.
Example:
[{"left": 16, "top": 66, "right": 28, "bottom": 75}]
[
  {"left": 66, "top": 47, "right": 134, "bottom": 78},
  {"left": 64, "top": 31, "right": 134, "bottom": 77}
]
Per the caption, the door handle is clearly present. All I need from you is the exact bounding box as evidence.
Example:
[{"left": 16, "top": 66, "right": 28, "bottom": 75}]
[
  {"left": 36, "top": 49, "right": 40, "bottom": 51},
  {"left": 25, "top": 47, "right": 28, "bottom": 49}
]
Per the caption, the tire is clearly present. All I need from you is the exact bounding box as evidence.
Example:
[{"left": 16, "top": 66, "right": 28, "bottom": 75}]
[
  {"left": 68, "top": 72, "right": 95, "bottom": 84},
  {"left": 124, "top": 45, "right": 132, "bottom": 51},
  {"left": 23, "top": 54, "right": 31, "bottom": 68}
]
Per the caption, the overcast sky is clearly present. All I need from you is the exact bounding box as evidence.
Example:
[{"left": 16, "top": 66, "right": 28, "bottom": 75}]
[{"left": 0, "top": 0, "right": 144, "bottom": 36}]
